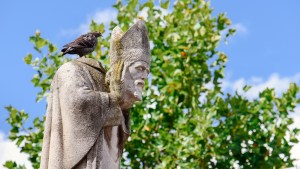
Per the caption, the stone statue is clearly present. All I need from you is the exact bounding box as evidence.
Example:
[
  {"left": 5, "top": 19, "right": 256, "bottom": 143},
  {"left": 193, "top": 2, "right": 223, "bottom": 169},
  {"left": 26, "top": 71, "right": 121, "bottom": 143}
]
[{"left": 40, "top": 19, "right": 150, "bottom": 169}]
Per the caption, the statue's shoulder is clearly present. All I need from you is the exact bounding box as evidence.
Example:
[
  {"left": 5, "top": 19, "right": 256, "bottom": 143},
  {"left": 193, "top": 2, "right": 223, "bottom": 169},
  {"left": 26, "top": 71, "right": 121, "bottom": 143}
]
[
  {"left": 55, "top": 58, "right": 106, "bottom": 77},
  {"left": 49, "top": 61, "right": 78, "bottom": 89},
  {"left": 54, "top": 61, "right": 85, "bottom": 80},
  {"left": 57, "top": 61, "right": 79, "bottom": 73},
  {"left": 74, "top": 57, "right": 106, "bottom": 74}
]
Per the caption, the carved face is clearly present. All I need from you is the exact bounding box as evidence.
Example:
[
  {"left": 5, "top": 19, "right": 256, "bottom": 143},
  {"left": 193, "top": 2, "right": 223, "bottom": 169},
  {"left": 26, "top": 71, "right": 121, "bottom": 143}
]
[
  {"left": 121, "top": 61, "right": 150, "bottom": 108},
  {"left": 128, "top": 61, "right": 150, "bottom": 101}
]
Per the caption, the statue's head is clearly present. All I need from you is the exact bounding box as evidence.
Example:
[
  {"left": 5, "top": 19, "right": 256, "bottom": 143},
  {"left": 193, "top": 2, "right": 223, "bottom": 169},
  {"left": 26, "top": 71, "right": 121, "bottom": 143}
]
[{"left": 108, "top": 19, "right": 150, "bottom": 108}]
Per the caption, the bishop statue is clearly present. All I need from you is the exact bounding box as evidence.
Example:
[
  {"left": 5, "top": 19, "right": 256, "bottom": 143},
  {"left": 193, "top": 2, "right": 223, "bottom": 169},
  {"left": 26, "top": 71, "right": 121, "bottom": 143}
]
[{"left": 40, "top": 19, "right": 150, "bottom": 169}]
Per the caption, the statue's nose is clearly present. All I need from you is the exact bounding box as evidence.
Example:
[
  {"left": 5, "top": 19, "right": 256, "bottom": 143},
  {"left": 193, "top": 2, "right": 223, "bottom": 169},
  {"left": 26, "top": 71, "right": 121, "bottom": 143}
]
[{"left": 141, "top": 71, "right": 148, "bottom": 80}]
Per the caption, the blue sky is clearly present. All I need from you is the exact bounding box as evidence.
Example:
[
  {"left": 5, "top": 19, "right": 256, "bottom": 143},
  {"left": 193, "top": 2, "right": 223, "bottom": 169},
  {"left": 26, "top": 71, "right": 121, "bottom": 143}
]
[
  {"left": 212, "top": 0, "right": 300, "bottom": 78},
  {"left": 0, "top": 0, "right": 300, "bottom": 167}
]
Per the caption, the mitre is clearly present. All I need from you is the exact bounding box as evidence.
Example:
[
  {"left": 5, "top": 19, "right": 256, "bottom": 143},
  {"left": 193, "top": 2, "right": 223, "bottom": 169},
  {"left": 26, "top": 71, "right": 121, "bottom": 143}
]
[{"left": 109, "top": 19, "right": 150, "bottom": 66}]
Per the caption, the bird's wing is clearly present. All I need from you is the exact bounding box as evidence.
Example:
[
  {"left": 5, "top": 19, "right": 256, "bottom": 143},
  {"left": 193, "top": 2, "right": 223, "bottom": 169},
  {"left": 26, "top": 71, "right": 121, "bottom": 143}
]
[{"left": 64, "top": 34, "right": 95, "bottom": 48}]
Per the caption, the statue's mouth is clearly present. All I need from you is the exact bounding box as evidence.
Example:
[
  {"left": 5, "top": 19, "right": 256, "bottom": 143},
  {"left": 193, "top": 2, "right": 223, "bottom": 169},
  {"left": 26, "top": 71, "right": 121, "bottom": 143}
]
[{"left": 135, "top": 80, "right": 145, "bottom": 88}]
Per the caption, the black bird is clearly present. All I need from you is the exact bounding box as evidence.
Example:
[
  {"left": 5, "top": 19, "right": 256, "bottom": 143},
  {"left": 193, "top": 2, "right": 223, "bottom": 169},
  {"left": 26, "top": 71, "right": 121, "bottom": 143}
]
[{"left": 61, "top": 32, "right": 102, "bottom": 57}]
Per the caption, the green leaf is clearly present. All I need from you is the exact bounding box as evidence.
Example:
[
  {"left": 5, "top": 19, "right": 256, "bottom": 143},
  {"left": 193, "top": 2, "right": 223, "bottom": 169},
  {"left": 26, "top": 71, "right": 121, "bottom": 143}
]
[
  {"left": 4, "top": 161, "right": 16, "bottom": 168},
  {"left": 243, "top": 85, "right": 251, "bottom": 92},
  {"left": 48, "top": 43, "right": 57, "bottom": 53},
  {"left": 24, "top": 54, "right": 32, "bottom": 64},
  {"left": 160, "top": 0, "right": 170, "bottom": 9}
]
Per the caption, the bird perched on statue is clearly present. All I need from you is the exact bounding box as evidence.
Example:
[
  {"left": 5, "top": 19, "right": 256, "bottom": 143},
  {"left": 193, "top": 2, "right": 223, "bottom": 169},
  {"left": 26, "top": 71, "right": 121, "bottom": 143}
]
[{"left": 61, "top": 32, "right": 102, "bottom": 57}]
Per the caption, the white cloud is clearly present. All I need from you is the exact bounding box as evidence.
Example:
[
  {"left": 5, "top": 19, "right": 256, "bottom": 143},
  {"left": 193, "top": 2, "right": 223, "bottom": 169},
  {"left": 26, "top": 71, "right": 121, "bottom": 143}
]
[
  {"left": 222, "top": 73, "right": 300, "bottom": 99},
  {"left": 0, "top": 131, "right": 32, "bottom": 169},
  {"left": 59, "top": 8, "right": 117, "bottom": 37}
]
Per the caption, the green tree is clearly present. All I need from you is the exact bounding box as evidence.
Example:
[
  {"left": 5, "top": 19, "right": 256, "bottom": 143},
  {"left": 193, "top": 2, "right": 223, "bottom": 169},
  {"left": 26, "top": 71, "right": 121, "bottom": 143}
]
[{"left": 4, "top": 0, "right": 300, "bottom": 168}]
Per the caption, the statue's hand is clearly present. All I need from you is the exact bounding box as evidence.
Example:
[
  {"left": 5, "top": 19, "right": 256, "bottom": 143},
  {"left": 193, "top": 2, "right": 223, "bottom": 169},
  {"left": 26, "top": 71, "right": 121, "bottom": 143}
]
[{"left": 110, "top": 60, "right": 124, "bottom": 103}]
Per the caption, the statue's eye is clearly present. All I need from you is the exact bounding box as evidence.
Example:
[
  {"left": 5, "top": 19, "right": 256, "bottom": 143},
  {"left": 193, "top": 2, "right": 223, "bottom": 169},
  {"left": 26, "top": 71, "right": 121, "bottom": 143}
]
[{"left": 136, "top": 66, "right": 143, "bottom": 71}]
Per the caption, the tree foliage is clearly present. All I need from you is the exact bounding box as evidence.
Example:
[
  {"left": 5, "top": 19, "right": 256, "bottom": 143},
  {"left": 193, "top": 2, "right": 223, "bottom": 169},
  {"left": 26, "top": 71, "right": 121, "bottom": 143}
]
[{"left": 4, "top": 0, "right": 300, "bottom": 168}]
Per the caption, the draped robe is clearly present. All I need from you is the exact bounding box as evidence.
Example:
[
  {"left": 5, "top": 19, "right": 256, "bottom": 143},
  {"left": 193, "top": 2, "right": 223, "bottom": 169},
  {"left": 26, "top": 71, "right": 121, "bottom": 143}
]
[{"left": 40, "top": 57, "right": 130, "bottom": 169}]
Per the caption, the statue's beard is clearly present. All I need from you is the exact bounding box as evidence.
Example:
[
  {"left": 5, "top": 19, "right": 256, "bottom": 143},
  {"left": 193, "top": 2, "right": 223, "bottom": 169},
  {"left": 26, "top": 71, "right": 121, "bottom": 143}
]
[{"left": 133, "top": 79, "right": 145, "bottom": 101}]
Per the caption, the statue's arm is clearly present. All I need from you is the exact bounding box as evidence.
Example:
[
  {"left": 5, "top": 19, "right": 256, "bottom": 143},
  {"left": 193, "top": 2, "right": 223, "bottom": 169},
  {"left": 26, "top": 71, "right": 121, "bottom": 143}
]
[{"left": 56, "top": 62, "right": 123, "bottom": 127}]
